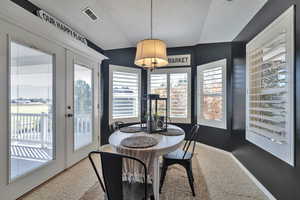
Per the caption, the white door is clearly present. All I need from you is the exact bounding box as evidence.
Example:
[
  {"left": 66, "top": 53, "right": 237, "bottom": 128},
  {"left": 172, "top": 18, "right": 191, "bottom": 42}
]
[
  {"left": 66, "top": 50, "right": 100, "bottom": 167},
  {"left": 0, "top": 21, "right": 66, "bottom": 200}
]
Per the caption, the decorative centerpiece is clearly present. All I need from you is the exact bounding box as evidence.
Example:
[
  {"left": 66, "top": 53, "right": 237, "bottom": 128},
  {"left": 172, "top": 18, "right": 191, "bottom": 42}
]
[{"left": 141, "top": 94, "right": 168, "bottom": 133}]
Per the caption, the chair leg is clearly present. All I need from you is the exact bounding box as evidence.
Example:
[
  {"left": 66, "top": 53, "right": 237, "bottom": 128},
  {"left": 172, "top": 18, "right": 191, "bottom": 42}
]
[
  {"left": 159, "top": 161, "right": 168, "bottom": 193},
  {"left": 184, "top": 162, "right": 195, "bottom": 196},
  {"left": 189, "top": 161, "right": 195, "bottom": 183}
]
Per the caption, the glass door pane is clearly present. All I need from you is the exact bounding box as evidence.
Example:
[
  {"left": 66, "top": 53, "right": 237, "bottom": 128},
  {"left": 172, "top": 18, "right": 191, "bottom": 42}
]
[
  {"left": 74, "top": 64, "right": 93, "bottom": 150},
  {"left": 10, "top": 41, "right": 54, "bottom": 180}
]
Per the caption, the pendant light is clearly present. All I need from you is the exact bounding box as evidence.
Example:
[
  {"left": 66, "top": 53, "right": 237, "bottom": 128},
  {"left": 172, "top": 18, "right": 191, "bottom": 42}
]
[{"left": 134, "top": 0, "right": 168, "bottom": 70}]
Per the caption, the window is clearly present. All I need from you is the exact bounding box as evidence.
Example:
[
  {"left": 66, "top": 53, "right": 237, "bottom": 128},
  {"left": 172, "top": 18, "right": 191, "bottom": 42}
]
[
  {"left": 74, "top": 64, "right": 93, "bottom": 150},
  {"left": 109, "top": 65, "right": 141, "bottom": 123},
  {"left": 10, "top": 41, "right": 54, "bottom": 180},
  {"left": 197, "top": 59, "right": 227, "bottom": 129},
  {"left": 149, "top": 68, "right": 191, "bottom": 123},
  {"left": 246, "top": 6, "right": 294, "bottom": 166}
]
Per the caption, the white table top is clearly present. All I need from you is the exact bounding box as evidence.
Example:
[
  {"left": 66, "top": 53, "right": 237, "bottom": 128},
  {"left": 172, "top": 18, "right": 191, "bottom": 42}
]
[{"left": 109, "top": 124, "right": 185, "bottom": 156}]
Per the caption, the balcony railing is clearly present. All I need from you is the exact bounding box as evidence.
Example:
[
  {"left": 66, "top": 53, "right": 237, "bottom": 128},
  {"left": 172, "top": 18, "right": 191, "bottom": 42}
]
[
  {"left": 11, "top": 113, "right": 91, "bottom": 148},
  {"left": 11, "top": 113, "right": 52, "bottom": 148}
]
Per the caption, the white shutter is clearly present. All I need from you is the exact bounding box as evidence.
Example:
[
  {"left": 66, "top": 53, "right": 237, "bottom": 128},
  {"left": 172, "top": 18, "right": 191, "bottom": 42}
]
[
  {"left": 248, "top": 34, "right": 288, "bottom": 143},
  {"left": 170, "top": 73, "right": 188, "bottom": 119},
  {"left": 150, "top": 74, "right": 167, "bottom": 98},
  {"left": 109, "top": 65, "right": 141, "bottom": 123},
  {"left": 149, "top": 68, "right": 191, "bottom": 123},
  {"left": 197, "top": 59, "right": 227, "bottom": 129},
  {"left": 246, "top": 6, "right": 294, "bottom": 166},
  {"left": 150, "top": 74, "right": 167, "bottom": 115}
]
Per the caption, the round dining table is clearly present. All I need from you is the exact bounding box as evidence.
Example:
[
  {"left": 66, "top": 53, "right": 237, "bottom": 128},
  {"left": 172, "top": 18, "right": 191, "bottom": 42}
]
[{"left": 109, "top": 124, "right": 185, "bottom": 200}]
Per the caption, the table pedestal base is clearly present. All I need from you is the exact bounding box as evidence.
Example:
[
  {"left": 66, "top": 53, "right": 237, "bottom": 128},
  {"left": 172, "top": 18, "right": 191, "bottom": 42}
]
[{"left": 152, "top": 157, "right": 160, "bottom": 200}]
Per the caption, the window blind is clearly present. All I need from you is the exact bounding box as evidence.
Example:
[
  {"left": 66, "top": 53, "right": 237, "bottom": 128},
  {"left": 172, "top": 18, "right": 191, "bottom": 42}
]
[
  {"left": 197, "top": 59, "right": 226, "bottom": 129},
  {"left": 150, "top": 74, "right": 167, "bottom": 98},
  {"left": 149, "top": 68, "right": 191, "bottom": 123},
  {"left": 245, "top": 6, "right": 294, "bottom": 166},
  {"left": 201, "top": 67, "right": 223, "bottom": 120},
  {"left": 112, "top": 71, "right": 139, "bottom": 119},
  {"left": 150, "top": 74, "right": 167, "bottom": 116},
  {"left": 170, "top": 73, "right": 188, "bottom": 118},
  {"left": 248, "top": 32, "right": 288, "bottom": 143}
]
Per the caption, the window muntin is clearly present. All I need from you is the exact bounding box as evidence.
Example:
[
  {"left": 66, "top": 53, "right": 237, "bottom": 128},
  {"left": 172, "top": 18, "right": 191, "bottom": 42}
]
[
  {"left": 197, "top": 59, "right": 227, "bottom": 129},
  {"left": 149, "top": 68, "right": 191, "bottom": 123},
  {"left": 109, "top": 65, "right": 141, "bottom": 123}
]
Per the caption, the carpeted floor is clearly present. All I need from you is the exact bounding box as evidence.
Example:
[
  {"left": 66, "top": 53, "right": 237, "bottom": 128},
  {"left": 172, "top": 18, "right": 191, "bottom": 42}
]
[
  {"left": 80, "top": 156, "right": 209, "bottom": 200},
  {"left": 20, "top": 143, "right": 269, "bottom": 200}
]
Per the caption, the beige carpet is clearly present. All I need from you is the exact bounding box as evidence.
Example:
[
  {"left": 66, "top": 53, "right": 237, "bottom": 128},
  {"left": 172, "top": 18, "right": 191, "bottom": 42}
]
[
  {"left": 80, "top": 156, "right": 209, "bottom": 200},
  {"left": 20, "top": 143, "right": 269, "bottom": 200}
]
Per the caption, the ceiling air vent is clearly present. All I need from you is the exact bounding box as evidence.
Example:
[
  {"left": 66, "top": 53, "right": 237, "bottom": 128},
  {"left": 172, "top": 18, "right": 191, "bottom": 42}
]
[{"left": 82, "top": 7, "right": 98, "bottom": 21}]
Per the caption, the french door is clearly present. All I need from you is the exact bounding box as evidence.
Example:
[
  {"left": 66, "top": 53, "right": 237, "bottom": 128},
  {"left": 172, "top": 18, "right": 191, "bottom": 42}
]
[
  {"left": 65, "top": 50, "right": 100, "bottom": 167},
  {"left": 0, "top": 23, "right": 66, "bottom": 200},
  {"left": 0, "top": 19, "right": 101, "bottom": 199}
]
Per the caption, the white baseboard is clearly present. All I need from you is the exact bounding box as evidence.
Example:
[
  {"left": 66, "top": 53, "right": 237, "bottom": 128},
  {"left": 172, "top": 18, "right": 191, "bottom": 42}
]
[{"left": 196, "top": 143, "right": 276, "bottom": 200}]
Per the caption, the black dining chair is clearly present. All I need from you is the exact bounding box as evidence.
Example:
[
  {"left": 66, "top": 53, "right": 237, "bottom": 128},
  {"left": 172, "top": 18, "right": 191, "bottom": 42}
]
[
  {"left": 89, "top": 151, "right": 154, "bottom": 200},
  {"left": 109, "top": 121, "right": 124, "bottom": 133},
  {"left": 159, "top": 124, "right": 200, "bottom": 196}
]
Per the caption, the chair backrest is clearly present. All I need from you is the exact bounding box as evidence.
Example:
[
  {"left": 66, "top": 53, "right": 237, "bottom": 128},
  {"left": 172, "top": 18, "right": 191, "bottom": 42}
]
[
  {"left": 109, "top": 121, "right": 124, "bottom": 132},
  {"left": 88, "top": 151, "right": 148, "bottom": 200},
  {"left": 182, "top": 124, "right": 200, "bottom": 159}
]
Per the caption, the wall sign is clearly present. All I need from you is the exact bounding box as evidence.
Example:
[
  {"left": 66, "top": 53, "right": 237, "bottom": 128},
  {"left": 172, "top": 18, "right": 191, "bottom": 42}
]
[
  {"left": 37, "top": 10, "right": 88, "bottom": 46},
  {"left": 167, "top": 54, "right": 191, "bottom": 66}
]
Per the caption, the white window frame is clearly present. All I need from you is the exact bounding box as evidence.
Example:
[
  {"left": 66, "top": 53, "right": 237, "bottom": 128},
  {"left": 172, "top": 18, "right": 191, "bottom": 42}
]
[
  {"left": 148, "top": 67, "right": 191, "bottom": 124},
  {"left": 197, "top": 59, "right": 227, "bottom": 129},
  {"left": 109, "top": 65, "right": 141, "bottom": 124},
  {"left": 246, "top": 6, "right": 294, "bottom": 166}
]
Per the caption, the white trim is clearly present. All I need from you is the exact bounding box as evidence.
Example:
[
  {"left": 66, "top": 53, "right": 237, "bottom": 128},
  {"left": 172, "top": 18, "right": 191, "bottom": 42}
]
[
  {"left": 109, "top": 65, "right": 142, "bottom": 124},
  {"left": 196, "top": 143, "right": 275, "bottom": 200},
  {"left": 246, "top": 6, "right": 295, "bottom": 166},
  {"left": 148, "top": 67, "right": 192, "bottom": 123},
  {"left": 197, "top": 59, "right": 227, "bottom": 129}
]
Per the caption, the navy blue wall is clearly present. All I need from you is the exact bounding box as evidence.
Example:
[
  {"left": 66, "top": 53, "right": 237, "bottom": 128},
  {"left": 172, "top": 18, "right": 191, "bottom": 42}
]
[
  {"left": 101, "top": 43, "right": 236, "bottom": 150},
  {"left": 231, "top": 1, "right": 300, "bottom": 200}
]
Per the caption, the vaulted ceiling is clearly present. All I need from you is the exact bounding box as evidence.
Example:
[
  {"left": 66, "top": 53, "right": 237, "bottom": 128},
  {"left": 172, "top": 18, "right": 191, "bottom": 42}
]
[{"left": 29, "top": 0, "right": 267, "bottom": 50}]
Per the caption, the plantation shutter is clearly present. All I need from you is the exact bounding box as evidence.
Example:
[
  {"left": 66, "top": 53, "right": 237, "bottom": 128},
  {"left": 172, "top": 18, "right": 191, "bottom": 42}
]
[
  {"left": 197, "top": 59, "right": 227, "bottom": 129},
  {"left": 150, "top": 74, "right": 167, "bottom": 115},
  {"left": 245, "top": 6, "right": 294, "bottom": 166},
  {"left": 248, "top": 32, "right": 289, "bottom": 143},
  {"left": 110, "top": 67, "right": 140, "bottom": 121},
  {"left": 170, "top": 73, "right": 188, "bottom": 119},
  {"left": 149, "top": 68, "right": 191, "bottom": 123},
  {"left": 150, "top": 74, "right": 167, "bottom": 98}
]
